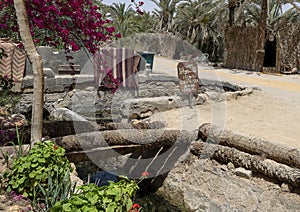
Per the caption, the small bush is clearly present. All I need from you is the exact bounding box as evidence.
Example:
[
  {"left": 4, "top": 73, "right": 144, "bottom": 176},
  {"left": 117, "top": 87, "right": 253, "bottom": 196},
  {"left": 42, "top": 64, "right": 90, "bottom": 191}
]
[
  {"left": 51, "top": 176, "right": 139, "bottom": 212},
  {"left": 5, "top": 141, "right": 72, "bottom": 198}
]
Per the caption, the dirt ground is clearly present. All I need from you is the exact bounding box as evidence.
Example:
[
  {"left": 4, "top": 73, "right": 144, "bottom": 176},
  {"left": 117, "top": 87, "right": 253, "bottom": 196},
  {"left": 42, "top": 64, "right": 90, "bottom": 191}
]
[{"left": 150, "top": 56, "right": 300, "bottom": 150}]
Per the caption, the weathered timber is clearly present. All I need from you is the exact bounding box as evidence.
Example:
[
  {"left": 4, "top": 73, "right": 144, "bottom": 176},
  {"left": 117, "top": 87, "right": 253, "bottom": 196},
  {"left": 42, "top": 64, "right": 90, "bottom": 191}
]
[
  {"left": 191, "top": 141, "right": 300, "bottom": 187},
  {"left": 198, "top": 123, "right": 300, "bottom": 169},
  {"left": 44, "top": 120, "right": 164, "bottom": 137},
  {"left": 0, "top": 121, "right": 97, "bottom": 145},
  {"left": 97, "top": 121, "right": 165, "bottom": 131},
  {"left": 53, "top": 129, "right": 197, "bottom": 152},
  {"left": 1, "top": 121, "right": 165, "bottom": 146},
  {"left": 65, "top": 144, "right": 142, "bottom": 163}
]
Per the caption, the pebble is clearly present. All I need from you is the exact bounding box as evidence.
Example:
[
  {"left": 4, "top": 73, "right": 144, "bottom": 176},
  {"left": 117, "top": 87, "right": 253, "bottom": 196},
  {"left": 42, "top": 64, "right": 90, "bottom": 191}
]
[
  {"left": 227, "top": 162, "right": 235, "bottom": 170},
  {"left": 234, "top": 167, "right": 252, "bottom": 179},
  {"left": 281, "top": 183, "right": 293, "bottom": 192}
]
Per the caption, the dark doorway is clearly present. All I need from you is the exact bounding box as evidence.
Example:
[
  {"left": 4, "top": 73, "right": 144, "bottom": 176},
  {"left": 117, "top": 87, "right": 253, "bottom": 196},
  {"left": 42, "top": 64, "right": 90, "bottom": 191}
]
[{"left": 263, "top": 38, "right": 277, "bottom": 67}]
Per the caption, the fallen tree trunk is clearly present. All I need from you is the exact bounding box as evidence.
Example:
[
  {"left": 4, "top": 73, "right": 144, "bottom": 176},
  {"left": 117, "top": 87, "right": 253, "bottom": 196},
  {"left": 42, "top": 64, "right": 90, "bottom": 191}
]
[
  {"left": 198, "top": 123, "right": 300, "bottom": 169},
  {"left": 53, "top": 129, "right": 197, "bottom": 152},
  {"left": 191, "top": 141, "right": 300, "bottom": 187},
  {"left": 98, "top": 121, "right": 165, "bottom": 131},
  {"left": 65, "top": 144, "right": 142, "bottom": 163},
  {"left": 1, "top": 120, "right": 165, "bottom": 146}
]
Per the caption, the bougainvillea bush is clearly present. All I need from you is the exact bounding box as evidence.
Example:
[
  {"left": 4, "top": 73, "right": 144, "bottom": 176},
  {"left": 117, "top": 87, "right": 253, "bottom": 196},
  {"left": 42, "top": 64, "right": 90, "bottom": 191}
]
[
  {"left": 0, "top": 0, "right": 120, "bottom": 54},
  {"left": 0, "top": 0, "right": 144, "bottom": 90}
]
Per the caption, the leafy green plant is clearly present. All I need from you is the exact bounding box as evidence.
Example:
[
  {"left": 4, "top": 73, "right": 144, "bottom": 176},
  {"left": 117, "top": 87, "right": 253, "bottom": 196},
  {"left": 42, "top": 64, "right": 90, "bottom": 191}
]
[
  {"left": 0, "top": 126, "right": 26, "bottom": 194},
  {"left": 5, "top": 141, "right": 72, "bottom": 198},
  {"left": 31, "top": 169, "right": 77, "bottom": 211},
  {"left": 51, "top": 176, "right": 139, "bottom": 212}
]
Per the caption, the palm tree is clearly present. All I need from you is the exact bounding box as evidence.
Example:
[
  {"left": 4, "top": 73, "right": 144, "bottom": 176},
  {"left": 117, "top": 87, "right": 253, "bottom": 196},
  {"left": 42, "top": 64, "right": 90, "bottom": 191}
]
[
  {"left": 108, "top": 3, "right": 136, "bottom": 37},
  {"left": 107, "top": 3, "right": 157, "bottom": 37},
  {"left": 151, "top": 0, "right": 182, "bottom": 31},
  {"left": 174, "top": 0, "right": 227, "bottom": 61},
  {"left": 132, "top": 11, "right": 158, "bottom": 33}
]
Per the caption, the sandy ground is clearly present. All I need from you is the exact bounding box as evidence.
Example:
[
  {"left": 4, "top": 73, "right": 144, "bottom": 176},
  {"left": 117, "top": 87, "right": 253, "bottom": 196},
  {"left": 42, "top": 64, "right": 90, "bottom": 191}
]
[{"left": 149, "top": 56, "right": 300, "bottom": 149}]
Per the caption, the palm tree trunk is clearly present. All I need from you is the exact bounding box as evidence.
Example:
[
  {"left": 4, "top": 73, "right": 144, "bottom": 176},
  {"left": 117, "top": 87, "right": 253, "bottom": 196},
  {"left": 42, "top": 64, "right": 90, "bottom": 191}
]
[
  {"left": 192, "top": 141, "right": 300, "bottom": 187},
  {"left": 198, "top": 123, "right": 300, "bottom": 169},
  {"left": 14, "top": 0, "right": 44, "bottom": 144},
  {"left": 255, "top": 0, "right": 268, "bottom": 71},
  {"left": 228, "top": 1, "right": 236, "bottom": 26}
]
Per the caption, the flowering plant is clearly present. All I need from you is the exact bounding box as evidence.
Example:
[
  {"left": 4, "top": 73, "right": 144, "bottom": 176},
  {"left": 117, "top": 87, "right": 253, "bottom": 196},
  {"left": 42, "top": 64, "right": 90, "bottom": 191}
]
[
  {"left": 0, "top": 0, "right": 144, "bottom": 92},
  {"left": 4, "top": 141, "right": 72, "bottom": 198}
]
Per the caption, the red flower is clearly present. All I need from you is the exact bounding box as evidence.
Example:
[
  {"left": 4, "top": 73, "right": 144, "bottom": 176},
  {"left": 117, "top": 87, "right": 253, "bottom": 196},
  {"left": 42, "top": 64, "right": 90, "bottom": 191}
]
[
  {"left": 129, "top": 203, "right": 141, "bottom": 212},
  {"left": 132, "top": 203, "right": 140, "bottom": 209},
  {"left": 53, "top": 145, "right": 58, "bottom": 150},
  {"left": 141, "top": 171, "right": 149, "bottom": 177}
]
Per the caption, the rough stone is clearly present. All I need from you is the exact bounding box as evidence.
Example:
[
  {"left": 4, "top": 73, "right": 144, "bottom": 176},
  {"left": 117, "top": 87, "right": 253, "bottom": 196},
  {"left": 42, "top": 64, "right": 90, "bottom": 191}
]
[
  {"left": 49, "top": 107, "right": 89, "bottom": 121},
  {"left": 70, "top": 163, "right": 84, "bottom": 187},
  {"left": 221, "top": 164, "right": 228, "bottom": 171},
  {"left": 44, "top": 68, "right": 56, "bottom": 78},
  {"left": 195, "top": 93, "right": 207, "bottom": 105},
  {"left": 234, "top": 167, "right": 252, "bottom": 179},
  {"left": 122, "top": 96, "right": 183, "bottom": 119},
  {"left": 157, "top": 155, "right": 300, "bottom": 211},
  {"left": 281, "top": 183, "right": 293, "bottom": 192},
  {"left": 291, "top": 67, "right": 298, "bottom": 74},
  {"left": 227, "top": 162, "right": 235, "bottom": 170}
]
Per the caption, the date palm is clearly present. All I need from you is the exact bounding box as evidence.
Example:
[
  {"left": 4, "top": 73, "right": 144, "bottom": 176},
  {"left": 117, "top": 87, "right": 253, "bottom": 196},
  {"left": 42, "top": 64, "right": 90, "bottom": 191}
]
[
  {"left": 151, "top": 0, "right": 182, "bottom": 31},
  {"left": 108, "top": 3, "right": 136, "bottom": 37},
  {"left": 174, "top": 0, "right": 227, "bottom": 61}
]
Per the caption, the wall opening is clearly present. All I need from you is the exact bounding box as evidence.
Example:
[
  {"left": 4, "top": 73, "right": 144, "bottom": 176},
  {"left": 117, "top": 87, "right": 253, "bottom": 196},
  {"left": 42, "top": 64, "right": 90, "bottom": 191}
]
[{"left": 263, "top": 37, "right": 277, "bottom": 67}]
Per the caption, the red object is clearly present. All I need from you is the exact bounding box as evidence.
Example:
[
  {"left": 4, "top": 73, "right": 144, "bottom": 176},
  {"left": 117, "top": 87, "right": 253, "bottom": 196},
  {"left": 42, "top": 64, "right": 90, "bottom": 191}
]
[
  {"left": 129, "top": 203, "right": 141, "bottom": 212},
  {"left": 141, "top": 171, "right": 149, "bottom": 177}
]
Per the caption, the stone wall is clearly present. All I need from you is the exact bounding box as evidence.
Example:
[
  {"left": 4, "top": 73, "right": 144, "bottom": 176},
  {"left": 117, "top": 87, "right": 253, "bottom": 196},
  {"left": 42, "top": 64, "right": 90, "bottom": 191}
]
[
  {"left": 115, "top": 33, "right": 202, "bottom": 60},
  {"left": 25, "top": 46, "right": 91, "bottom": 76}
]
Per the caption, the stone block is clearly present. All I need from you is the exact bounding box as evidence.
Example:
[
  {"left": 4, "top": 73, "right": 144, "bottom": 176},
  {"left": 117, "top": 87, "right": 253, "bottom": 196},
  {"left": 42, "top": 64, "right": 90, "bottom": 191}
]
[
  {"left": 234, "top": 167, "right": 252, "bottom": 179},
  {"left": 22, "top": 76, "right": 33, "bottom": 88},
  {"left": 44, "top": 68, "right": 56, "bottom": 78},
  {"left": 44, "top": 85, "right": 65, "bottom": 93},
  {"left": 45, "top": 78, "right": 58, "bottom": 87}
]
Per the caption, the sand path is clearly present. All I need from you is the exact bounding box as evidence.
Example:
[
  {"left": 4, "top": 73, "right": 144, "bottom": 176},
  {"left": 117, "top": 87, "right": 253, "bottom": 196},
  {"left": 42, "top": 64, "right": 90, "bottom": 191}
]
[{"left": 149, "top": 56, "right": 300, "bottom": 149}]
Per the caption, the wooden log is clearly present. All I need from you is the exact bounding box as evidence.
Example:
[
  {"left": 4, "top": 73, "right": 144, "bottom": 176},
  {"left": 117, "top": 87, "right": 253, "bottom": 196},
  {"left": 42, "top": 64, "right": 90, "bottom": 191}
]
[
  {"left": 65, "top": 144, "right": 142, "bottom": 163},
  {"left": 97, "top": 121, "right": 165, "bottom": 131},
  {"left": 191, "top": 141, "right": 300, "bottom": 187},
  {"left": 1, "top": 120, "right": 165, "bottom": 146},
  {"left": 53, "top": 129, "right": 197, "bottom": 152},
  {"left": 198, "top": 123, "right": 300, "bottom": 169}
]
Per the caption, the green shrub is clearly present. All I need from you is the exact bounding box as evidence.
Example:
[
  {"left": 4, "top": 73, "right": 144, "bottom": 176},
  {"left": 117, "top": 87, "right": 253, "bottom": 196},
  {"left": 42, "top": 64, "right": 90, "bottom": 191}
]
[
  {"left": 5, "top": 141, "right": 72, "bottom": 198},
  {"left": 31, "top": 169, "right": 77, "bottom": 211},
  {"left": 51, "top": 176, "right": 139, "bottom": 212}
]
